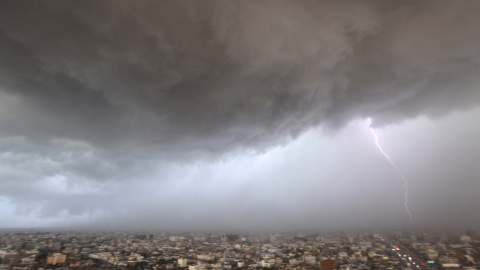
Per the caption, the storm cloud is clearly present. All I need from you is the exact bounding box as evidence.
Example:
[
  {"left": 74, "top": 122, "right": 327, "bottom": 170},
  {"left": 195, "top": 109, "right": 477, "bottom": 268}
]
[{"left": 1, "top": 0, "right": 480, "bottom": 230}]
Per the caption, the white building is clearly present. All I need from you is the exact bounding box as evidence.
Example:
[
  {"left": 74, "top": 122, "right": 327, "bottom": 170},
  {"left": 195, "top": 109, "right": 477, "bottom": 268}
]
[
  {"left": 427, "top": 250, "right": 439, "bottom": 261},
  {"left": 178, "top": 259, "right": 188, "bottom": 267},
  {"left": 460, "top": 235, "right": 471, "bottom": 242},
  {"left": 304, "top": 255, "right": 316, "bottom": 265},
  {"left": 260, "top": 260, "right": 271, "bottom": 268}
]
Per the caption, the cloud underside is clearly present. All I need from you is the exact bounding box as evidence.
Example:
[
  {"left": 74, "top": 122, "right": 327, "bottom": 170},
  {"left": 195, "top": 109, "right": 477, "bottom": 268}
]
[{"left": 0, "top": 0, "right": 479, "bottom": 156}]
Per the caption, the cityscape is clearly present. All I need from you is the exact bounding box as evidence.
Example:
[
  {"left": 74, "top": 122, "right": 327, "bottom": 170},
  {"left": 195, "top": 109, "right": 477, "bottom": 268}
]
[{"left": 1, "top": 229, "right": 480, "bottom": 270}]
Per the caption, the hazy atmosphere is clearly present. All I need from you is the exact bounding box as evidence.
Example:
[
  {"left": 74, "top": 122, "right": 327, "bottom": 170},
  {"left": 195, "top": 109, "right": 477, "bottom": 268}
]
[{"left": 1, "top": 0, "right": 480, "bottom": 231}]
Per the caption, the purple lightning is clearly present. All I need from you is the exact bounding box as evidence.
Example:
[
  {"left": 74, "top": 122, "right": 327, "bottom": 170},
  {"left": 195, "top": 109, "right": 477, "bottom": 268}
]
[{"left": 367, "top": 118, "right": 414, "bottom": 224}]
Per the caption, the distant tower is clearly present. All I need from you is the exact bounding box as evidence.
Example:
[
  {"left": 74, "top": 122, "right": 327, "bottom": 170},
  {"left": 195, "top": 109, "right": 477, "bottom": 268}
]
[{"left": 221, "top": 233, "right": 227, "bottom": 243}]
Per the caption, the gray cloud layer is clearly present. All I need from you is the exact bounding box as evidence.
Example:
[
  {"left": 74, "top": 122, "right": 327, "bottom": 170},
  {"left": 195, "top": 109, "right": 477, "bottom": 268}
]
[
  {"left": 1, "top": 1, "right": 479, "bottom": 155},
  {"left": 1, "top": 0, "right": 480, "bottom": 230}
]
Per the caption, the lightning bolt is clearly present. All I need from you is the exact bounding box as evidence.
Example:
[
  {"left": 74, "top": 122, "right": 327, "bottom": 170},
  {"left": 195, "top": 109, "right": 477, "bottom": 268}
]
[{"left": 367, "top": 119, "right": 414, "bottom": 224}]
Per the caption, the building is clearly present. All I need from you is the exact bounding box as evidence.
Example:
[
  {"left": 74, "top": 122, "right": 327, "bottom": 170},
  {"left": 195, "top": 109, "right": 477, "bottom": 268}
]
[
  {"left": 320, "top": 259, "right": 338, "bottom": 270},
  {"left": 46, "top": 253, "right": 67, "bottom": 265},
  {"left": 427, "top": 250, "right": 439, "bottom": 261},
  {"left": 178, "top": 258, "right": 188, "bottom": 267},
  {"left": 305, "top": 255, "right": 316, "bottom": 265},
  {"left": 466, "top": 230, "right": 478, "bottom": 240},
  {"left": 460, "top": 235, "right": 471, "bottom": 242}
]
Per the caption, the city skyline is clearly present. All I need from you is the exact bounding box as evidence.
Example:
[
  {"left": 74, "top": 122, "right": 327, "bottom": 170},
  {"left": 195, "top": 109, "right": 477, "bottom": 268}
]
[{"left": 2, "top": 229, "right": 478, "bottom": 270}]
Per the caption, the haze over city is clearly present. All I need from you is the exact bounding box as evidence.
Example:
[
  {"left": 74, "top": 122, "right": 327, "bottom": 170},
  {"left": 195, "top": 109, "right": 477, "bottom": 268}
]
[{"left": 0, "top": 0, "right": 480, "bottom": 231}]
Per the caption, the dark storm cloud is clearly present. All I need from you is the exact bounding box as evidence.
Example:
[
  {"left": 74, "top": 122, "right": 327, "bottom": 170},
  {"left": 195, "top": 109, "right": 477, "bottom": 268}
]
[
  {"left": 1, "top": 0, "right": 480, "bottom": 229},
  {"left": 1, "top": 0, "right": 479, "bottom": 156}
]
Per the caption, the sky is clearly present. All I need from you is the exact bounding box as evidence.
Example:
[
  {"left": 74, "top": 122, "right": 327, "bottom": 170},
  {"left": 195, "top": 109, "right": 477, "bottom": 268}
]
[{"left": 1, "top": 0, "right": 480, "bottom": 231}]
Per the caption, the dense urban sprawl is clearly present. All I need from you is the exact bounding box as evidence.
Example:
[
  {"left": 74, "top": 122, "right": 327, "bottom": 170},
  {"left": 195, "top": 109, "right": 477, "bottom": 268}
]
[{"left": 1, "top": 230, "right": 479, "bottom": 270}]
